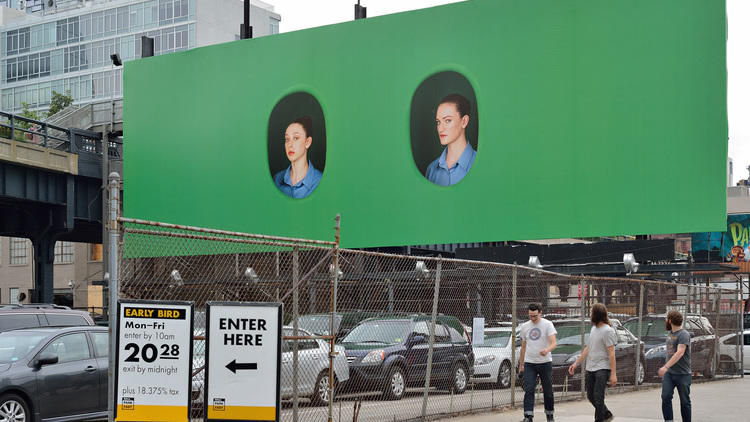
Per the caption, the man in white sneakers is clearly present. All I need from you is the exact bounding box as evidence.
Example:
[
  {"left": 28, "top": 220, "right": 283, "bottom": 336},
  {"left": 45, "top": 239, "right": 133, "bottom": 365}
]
[{"left": 519, "top": 303, "right": 558, "bottom": 422}]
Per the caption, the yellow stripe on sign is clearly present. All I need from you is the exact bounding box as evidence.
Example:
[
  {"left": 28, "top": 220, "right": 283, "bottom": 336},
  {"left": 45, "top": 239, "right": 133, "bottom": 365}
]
[
  {"left": 207, "top": 405, "right": 276, "bottom": 420},
  {"left": 115, "top": 404, "right": 187, "bottom": 422}
]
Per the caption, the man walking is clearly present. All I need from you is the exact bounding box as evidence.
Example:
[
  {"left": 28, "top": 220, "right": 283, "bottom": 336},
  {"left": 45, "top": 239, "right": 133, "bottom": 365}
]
[
  {"left": 568, "top": 303, "right": 617, "bottom": 422},
  {"left": 658, "top": 310, "right": 691, "bottom": 422},
  {"left": 519, "top": 303, "right": 557, "bottom": 422}
]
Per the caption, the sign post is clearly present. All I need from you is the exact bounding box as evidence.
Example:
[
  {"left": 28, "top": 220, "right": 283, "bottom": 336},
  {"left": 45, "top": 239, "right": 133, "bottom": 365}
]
[
  {"left": 205, "top": 302, "right": 282, "bottom": 422},
  {"left": 114, "top": 300, "right": 194, "bottom": 422}
]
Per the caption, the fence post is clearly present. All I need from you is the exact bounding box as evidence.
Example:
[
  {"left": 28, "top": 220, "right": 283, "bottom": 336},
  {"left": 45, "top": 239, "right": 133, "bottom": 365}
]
[
  {"left": 580, "top": 277, "right": 586, "bottom": 398},
  {"left": 511, "top": 263, "right": 517, "bottom": 407},
  {"left": 421, "top": 258, "right": 441, "bottom": 420},
  {"left": 292, "top": 245, "right": 299, "bottom": 422},
  {"left": 635, "top": 281, "right": 645, "bottom": 390},
  {"left": 106, "top": 172, "right": 120, "bottom": 422},
  {"left": 327, "top": 214, "right": 340, "bottom": 422}
]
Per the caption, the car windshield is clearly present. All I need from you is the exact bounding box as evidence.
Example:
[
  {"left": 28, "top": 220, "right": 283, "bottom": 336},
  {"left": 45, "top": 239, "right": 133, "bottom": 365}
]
[
  {"left": 554, "top": 323, "right": 591, "bottom": 342},
  {"left": 623, "top": 319, "right": 667, "bottom": 340},
  {"left": 476, "top": 331, "right": 511, "bottom": 348},
  {"left": 0, "top": 331, "right": 48, "bottom": 364},
  {"left": 297, "top": 315, "right": 342, "bottom": 336},
  {"left": 340, "top": 320, "right": 411, "bottom": 345}
]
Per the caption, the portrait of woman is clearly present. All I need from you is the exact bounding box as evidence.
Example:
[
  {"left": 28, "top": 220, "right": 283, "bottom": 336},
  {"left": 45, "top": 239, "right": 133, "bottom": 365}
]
[
  {"left": 272, "top": 116, "right": 323, "bottom": 199},
  {"left": 425, "top": 93, "right": 475, "bottom": 186},
  {"left": 410, "top": 71, "right": 479, "bottom": 187}
]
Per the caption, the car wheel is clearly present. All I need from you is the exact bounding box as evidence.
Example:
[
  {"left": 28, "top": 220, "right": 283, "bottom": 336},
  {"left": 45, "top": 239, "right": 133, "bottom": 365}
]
[
  {"left": 497, "top": 361, "right": 511, "bottom": 389},
  {"left": 636, "top": 362, "right": 645, "bottom": 385},
  {"left": 450, "top": 363, "right": 468, "bottom": 394},
  {"left": 704, "top": 355, "right": 717, "bottom": 379},
  {"left": 311, "top": 370, "right": 334, "bottom": 406},
  {"left": 383, "top": 366, "right": 405, "bottom": 400},
  {"left": 0, "top": 394, "right": 30, "bottom": 422}
]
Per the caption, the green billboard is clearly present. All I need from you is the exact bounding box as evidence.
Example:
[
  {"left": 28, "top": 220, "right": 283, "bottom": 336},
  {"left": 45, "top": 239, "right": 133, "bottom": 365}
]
[{"left": 124, "top": 0, "right": 727, "bottom": 248}]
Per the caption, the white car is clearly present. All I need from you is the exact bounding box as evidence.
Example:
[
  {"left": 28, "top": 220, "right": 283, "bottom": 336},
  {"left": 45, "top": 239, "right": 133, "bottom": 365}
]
[
  {"left": 470, "top": 327, "right": 519, "bottom": 388},
  {"left": 191, "top": 326, "right": 349, "bottom": 410},
  {"left": 718, "top": 329, "right": 750, "bottom": 373}
]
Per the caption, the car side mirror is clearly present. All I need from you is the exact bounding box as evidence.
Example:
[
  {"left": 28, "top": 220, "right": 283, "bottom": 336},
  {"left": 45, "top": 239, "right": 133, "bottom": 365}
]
[
  {"left": 410, "top": 335, "right": 426, "bottom": 346},
  {"left": 34, "top": 353, "right": 58, "bottom": 368}
]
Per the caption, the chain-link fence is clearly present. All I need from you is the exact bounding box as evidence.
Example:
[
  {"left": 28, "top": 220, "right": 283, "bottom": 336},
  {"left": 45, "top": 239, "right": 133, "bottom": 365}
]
[{"left": 116, "top": 218, "right": 745, "bottom": 422}]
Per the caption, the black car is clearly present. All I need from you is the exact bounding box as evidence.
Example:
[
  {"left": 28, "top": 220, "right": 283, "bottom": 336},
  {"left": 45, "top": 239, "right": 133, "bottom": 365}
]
[
  {"left": 296, "top": 311, "right": 383, "bottom": 341},
  {"left": 623, "top": 314, "right": 718, "bottom": 380},
  {"left": 340, "top": 315, "right": 474, "bottom": 400},
  {"left": 0, "top": 326, "right": 108, "bottom": 421},
  {"left": 550, "top": 319, "right": 645, "bottom": 388}
]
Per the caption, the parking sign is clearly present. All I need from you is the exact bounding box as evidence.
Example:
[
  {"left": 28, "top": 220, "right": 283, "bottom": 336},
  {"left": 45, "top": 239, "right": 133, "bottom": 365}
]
[
  {"left": 205, "top": 302, "right": 282, "bottom": 422},
  {"left": 114, "top": 300, "right": 194, "bottom": 422}
]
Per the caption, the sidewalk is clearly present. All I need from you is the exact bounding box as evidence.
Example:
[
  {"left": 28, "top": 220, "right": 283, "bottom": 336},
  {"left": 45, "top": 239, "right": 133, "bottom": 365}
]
[{"left": 450, "top": 377, "right": 748, "bottom": 422}]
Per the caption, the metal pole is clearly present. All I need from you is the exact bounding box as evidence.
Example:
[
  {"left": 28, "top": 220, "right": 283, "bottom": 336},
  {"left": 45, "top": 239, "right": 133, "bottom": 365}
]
[
  {"left": 292, "top": 246, "right": 299, "bottom": 422},
  {"left": 635, "top": 282, "right": 645, "bottom": 390},
  {"left": 106, "top": 172, "right": 120, "bottom": 422},
  {"left": 511, "top": 263, "right": 517, "bottom": 407},
  {"left": 421, "top": 258, "right": 441, "bottom": 420},
  {"left": 580, "top": 278, "right": 586, "bottom": 398},
  {"left": 327, "top": 214, "right": 340, "bottom": 422}
]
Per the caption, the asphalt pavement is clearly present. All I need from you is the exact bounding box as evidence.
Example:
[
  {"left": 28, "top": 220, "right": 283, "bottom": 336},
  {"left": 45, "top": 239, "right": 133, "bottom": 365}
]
[{"left": 449, "top": 377, "right": 749, "bottom": 422}]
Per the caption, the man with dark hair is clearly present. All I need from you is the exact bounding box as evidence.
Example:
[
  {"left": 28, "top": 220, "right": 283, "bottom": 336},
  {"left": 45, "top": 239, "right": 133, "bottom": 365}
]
[
  {"left": 658, "top": 310, "right": 691, "bottom": 422},
  {"left": 425, "top": 93, "right": 476, "bottom": 186},
  {"left": 518, "top": 303, "right": 557, "bottom": 422},
  {"left": 568, "top": 303, "right": 617, "bottom": 422}
]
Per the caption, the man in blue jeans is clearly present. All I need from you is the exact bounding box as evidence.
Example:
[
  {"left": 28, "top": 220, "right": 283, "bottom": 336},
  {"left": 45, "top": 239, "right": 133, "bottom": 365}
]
[
  {"left": 518, "top": 303, "right": 557, "bottom": 422},
  {"left": 658, "top": 310, "right": 691, "bottom": 422}
]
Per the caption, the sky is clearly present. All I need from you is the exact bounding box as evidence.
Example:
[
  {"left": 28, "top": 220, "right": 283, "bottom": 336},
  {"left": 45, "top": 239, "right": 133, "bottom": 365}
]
[{"left": 270, "top": 0, "right": 748, "bottom": 184}]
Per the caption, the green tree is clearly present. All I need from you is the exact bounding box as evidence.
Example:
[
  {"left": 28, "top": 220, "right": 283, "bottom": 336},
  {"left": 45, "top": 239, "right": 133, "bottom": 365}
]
[{"left": 48, "top": 90, "right": 74, "bottom": 117}]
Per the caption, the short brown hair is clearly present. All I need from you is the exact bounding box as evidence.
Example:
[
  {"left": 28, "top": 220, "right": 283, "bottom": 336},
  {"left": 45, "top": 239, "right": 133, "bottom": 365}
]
[
  {"left": 591, "top": 303, "right": 610, "bottom": 325},
  {"left": 667, "top": 310, "right": 683, "bottom": 327},
  {"left": 528, "top": 303, "right": 542, "bottom": 312},
  {"left": 439, "top": 93, "right": 471, "bottom": 117}
]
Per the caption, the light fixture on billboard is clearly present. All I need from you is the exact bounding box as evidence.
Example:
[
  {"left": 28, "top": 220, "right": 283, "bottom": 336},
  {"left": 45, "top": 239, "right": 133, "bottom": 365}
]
[
  {"left": 528, "top": 256, "right": 542, "bottom": 269},
  {"left": 328, "top": 263, "right": 343, "bottom": 278},
  {"left": 170, "top": 269, "right": 184, "bottom": 287},
  {"left": 415, "top": 261, "right": 429, "bottom": 277},
  {"left": 244, "top": 267, "right": 259, "bottom": 284},
  {"left": 623, "top": 253, "right": 639, "bottom": 275}
]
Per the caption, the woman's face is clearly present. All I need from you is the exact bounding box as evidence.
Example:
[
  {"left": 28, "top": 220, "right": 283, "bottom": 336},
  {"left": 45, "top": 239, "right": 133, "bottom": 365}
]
[
  {"left": 436, "top": 102, "right": 469, "bottom": 146},
  {"left": 284, "top": 123, "right": 312, "bottom": 163}
]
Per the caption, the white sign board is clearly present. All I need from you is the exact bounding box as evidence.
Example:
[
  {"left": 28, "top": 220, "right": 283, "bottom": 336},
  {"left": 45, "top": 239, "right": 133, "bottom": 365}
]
[
  {"left": 115, "top": 300, "right": 193, "bottom": 422},
  {"left": 473, "top": 317, "right": 485, "bottom": 345},
  {"left": 205, "top": 302, "right": 282, "bottom": 422}
]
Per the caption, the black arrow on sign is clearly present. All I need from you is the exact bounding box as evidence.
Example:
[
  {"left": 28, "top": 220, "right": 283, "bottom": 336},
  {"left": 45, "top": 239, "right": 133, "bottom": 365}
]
[{"left": 225, "top": 359, "right": 258, "bottom": 374}]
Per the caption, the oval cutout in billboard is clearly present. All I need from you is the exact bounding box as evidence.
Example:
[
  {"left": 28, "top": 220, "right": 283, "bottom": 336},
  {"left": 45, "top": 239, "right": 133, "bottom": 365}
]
[
  {"left": 267, "top": 92, "right": 327, "bottom": 199},
  {"left": 410, "top": 71, "right": 479, "bottom": 187}
]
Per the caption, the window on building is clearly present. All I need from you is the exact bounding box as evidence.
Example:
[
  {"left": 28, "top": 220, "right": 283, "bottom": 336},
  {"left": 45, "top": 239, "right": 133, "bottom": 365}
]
[
  {"left": 269, "top": 18, "right": 279, "bottom": 35},
  {"left": 54, "top": 241, "right": 74, "bottom": 264},
  {"left": 9, "top": 288, "right": 19, "bottom": 304},
  {"left": 9, "top": 238, "right": 28, "bottom": 265}
]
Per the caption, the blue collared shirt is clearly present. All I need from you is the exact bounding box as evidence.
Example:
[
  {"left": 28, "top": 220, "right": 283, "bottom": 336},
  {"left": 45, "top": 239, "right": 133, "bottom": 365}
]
[
  {"left": 425, "top": 142, "right": 476, "bottom": 186},
  {"left": 273, "top": 161, "right": 322, "bottom": 198}
]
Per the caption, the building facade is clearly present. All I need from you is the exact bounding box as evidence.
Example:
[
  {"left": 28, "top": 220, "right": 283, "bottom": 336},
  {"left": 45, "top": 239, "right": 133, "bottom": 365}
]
[
  {"left": 0, "top": 0, "right": 280, "bottom": 311},
  {"left": 1, "top": 0, "right": 280, "bottom": 113}
]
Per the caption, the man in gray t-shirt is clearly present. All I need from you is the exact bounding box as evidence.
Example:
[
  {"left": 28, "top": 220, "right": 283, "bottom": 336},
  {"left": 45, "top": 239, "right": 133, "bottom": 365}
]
[
  {"left": 568, "top": 303, "right": 616, "bottom": 422},
  {"left": 659, "top": 310, "right": 691, "bottom": 422}
]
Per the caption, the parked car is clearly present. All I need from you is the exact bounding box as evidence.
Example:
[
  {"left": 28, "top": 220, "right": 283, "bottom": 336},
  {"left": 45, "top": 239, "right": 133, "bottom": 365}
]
[
  {"left": 297, "top": 311, "right": 383, "bottom": 341},
  {"left": 0, "top": 304, "right": 94, "bottom": 331},
  {"left": 717, "top": 329, "right": 750, "bottom": 374},
  {"left": 339, "top": 315, "right": 474, "bottom": 400},
  {"left": 191, "top": 326, "right": 348, "bottom": 410},
  {"left": 0, "top": 326, "right": 109, "bottom": 421},
  {"left": 550, "top": 319, "right": 645, "bottom": 388},
  {"left": 623, "top": 314, "right": 719, "bottom": 380},
  {"left": 470, "top": 326, "right": 520, "bottom": 388}
]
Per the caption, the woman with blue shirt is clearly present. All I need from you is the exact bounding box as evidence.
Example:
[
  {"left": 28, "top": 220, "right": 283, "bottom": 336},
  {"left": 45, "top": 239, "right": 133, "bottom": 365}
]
[
  {"left": 273, "top": 116, "right": 322, "bottom": 198},
  {"left": 425, "top": 93, "right": 476, "bottom": 186}
]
